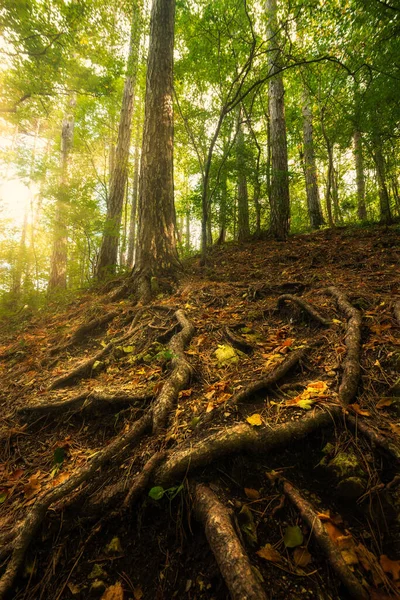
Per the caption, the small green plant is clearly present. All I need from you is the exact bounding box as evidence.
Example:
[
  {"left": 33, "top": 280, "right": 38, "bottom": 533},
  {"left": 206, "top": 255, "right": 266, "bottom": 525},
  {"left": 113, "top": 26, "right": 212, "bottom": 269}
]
[{"left": 148, "top": 483, "right": 184, "bottom": 501}]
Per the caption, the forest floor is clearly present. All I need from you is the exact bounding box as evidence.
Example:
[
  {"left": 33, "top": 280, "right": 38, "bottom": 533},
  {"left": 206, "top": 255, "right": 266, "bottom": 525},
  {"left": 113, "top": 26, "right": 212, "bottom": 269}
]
[{"left": 0, "top": 225, "right": 399, "bottom": 600}]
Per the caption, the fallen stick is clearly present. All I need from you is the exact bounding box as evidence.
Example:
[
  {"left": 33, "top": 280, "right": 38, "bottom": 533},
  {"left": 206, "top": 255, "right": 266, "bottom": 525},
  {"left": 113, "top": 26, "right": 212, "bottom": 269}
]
[
  {"left": 193, "top": 483, "right": 268, "bottom": 600},
  {"left": 326, "top": 287, "right": 361, "bottom": 406},
  {"left": 282, "top": 480, "right": 368, "bottom": 600},
  {"left": 277, "top": 294, "right": 331, "bottom": 326}
]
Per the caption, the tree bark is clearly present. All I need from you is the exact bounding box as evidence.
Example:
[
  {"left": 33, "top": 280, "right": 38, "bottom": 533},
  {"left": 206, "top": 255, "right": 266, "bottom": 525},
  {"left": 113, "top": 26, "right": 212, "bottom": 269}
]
[
  {"left": 302, "top": 90, "right": 324, "bottom": 229},
  {"left": 372, "top": 137, "right": 392, "bottom": 225},
  {"left": 96, "top": 2, "right": 142, "bottom": 278},
  {"left": 236, "top": 108, "right": 251, "bottom": 242},
  {"left": 48, "top": 98, "right": 75, "bottom": 291},
  {"left": 266, "top": 0, "right": 290, "bottom": 241},
  {"left": 127, "top": 114, "right": 141, "bottom": 268},
  {"left": 353, "top": 130, "right": 367, "bottom": 221},
  {"left": 134, "top": 0, "right": 179, "bottom": 300}
]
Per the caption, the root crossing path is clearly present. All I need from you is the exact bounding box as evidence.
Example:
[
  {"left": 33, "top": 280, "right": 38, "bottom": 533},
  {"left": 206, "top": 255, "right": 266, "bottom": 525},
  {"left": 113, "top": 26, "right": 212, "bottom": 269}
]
[{"left": 0, "top": 227, "right": 399, "bottom": 600}]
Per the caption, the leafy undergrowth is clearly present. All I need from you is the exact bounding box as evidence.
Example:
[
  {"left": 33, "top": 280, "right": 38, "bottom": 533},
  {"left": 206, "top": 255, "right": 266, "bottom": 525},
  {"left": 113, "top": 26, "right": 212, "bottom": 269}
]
[{"left": 0, "top": 225, "right": 399, "bottom": 600}]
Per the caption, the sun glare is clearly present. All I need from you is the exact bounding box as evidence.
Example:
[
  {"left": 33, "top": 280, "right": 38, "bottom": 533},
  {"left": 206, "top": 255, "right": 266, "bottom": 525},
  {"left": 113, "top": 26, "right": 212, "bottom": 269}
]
[{"left": 0, "top": 179, "right": 31, "bottom": 228}]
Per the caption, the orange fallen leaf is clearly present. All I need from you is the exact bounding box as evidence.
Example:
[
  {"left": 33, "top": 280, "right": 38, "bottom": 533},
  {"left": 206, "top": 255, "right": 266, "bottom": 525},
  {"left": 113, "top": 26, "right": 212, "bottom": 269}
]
[
  {"left": 293, "top": 547, "right": 312, "bottom": 567},
  {"left": 244, "top": 488, "right": 261, "bottom": 500},
  {"left": 349, "top": 403, "right": 371, "bottom": 417},
  {"left": 23, "top": 472, "right": 42, "bottom": 499},
  {"left": 257, "top": 544, "right": 283, "bottom": 564},
  {"left": 380, "top": 555, "right": 400, "bottom": 580},
  {"left": 376, "top": 398, "right": 394, "bottom": 409},
  {"left": 101, "top": 582, "right": 124, "bottom": 600}
]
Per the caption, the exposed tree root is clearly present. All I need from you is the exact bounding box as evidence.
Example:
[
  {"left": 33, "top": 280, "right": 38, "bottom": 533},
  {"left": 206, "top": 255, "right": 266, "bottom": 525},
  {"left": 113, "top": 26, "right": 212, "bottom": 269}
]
[
  {"left": 17, "top": 389, "right": 154, "bottom": 419},
  {"left": 48, "top": 309, "right": 146, "bottom": 389},
  {"left": 193, "top": 483, "right": 268, "bottom": 600},
  {"left": 49, "top": 310, "right": 120, "bottom": 356},
  {"left": 346, "top": 415, "right": 400, "bottom": 462},
  {"left": 282, "top": 480, "right": 369, "bottom": 600},
  {"left": 201, "top": 347, "right": 308, "bottom": 425},
  {"left": 156, "top": 408, "right": 338, "bottom": 486},
  {"left": 0, "top": 412, "right": 152, "bottom": 599},
  {"left": 326, "top": 287, "right": 362, "bottom": 406},
  {"left": 152, "top": 309, "right": 195, "bottom": 433},
  {"left": 224, "top": 326, "right": 254, "bottom": 353},
  {"left": 123, "top": 451, "right": 167, "bottom": 509},
  {"left": 394, "top": 300, "right": 400, "bottom": 326},
  {"left": 277, "top": 293, "right": 331, "bottom": 326}
]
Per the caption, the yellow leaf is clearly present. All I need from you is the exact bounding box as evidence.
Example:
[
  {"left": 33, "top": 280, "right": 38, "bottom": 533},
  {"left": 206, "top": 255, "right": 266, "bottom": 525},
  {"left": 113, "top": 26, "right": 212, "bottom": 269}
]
[
  {"left": 332, "top": 319, "right": 341, "bottom": 324},
  {"left": 349, "top": 403, "right": 371, "bottom": 417},
  {"left": 246, "top": 414, "right": 262, "bottom": 426}
]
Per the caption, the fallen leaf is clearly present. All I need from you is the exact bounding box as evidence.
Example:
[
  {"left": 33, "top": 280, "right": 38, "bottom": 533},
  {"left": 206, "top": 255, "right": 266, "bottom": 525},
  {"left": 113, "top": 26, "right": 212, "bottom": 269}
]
[
  {"left": 376, "top": 398, "right": 394, "bottom": 409},
  {"left": 293, "top": 547, "right": 312, "bottom": 567},
  {"left": 23, "top": 472, "right": 42, "bottom": 499},
  {"left": 101, "top": 582, "right": 124, "bottom": 600},
  {"left": 380, "top": 555, "right": 400, "bottom": 580},
  {"left": 349, "top": 403, "right": 371, "bottom": 417},
  {"left": 133, "top": 587, "right": 143, "bottom": 600},
  {"left": 283, "top": 525, "right": 303, "bottom": 548},
  {"left": 257, "top": 544, "right": 283, "bottom": 564},
  {"left": 0, "top": 489, "right": 8, "bottom": 503},
  {"left": 389, "top": 423, "right": 400, "bottom": 436},
  {"left": 341, "top": 548, "right": 359, "bottom": 565},
  {"left": 244, "top": 488, "right": 261, "bottom": 500},
  {"left": 246, "top": 414, "right": 263, "bottom": 426},
  {"left": 324, "top": 521, "right": 345, "bottom": 544}
]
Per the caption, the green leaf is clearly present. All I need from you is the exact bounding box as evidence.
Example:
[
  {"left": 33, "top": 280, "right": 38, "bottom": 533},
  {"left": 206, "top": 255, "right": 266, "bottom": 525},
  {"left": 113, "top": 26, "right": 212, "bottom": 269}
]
[
  {"left": 53, "top": 447, "right": 65, "bottom": 465},
  {"left": 148, "top": 486, "right": 165, "bottom": 500},
  {"left": 0, "top": 490, "right": 8, "bottom": 504},
  {"left": 283, "top": 526, "right": 304, "bottom": 548}
]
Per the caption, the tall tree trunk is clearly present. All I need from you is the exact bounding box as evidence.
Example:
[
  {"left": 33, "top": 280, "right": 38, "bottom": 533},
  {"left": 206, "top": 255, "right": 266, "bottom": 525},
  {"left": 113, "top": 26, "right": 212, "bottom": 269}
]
[
  {"left": 185, "top": 210, "right": 191, "bottom": 253},
  {"left": 96, "top": 2, "right": 142, "bottom": 278},
  {"left": 134, "top": 0, "right": 179, "bottom": 301},
  {"left": 372, "top": 138, "right": 392, "bottom": 225},
  {"left": 236, "top": 109, "right": 251, "bottom": 241},
  {"left": 321, "top": 114, "right": 334, "bottom": 228},
  {"left": 127, "top": 117, "right": 141, "bottom": 269},
  {"left": 302, "top": 91, "right": 324, "bottom": 229},
  {"left": 217, "top": 169, "right": 228, "bottom": 244},
  {"left": 266, "top": 0, "right": 290, "bottom": 241},
  {"left": 332, "top": 165, "right": 342, "bottom": 224},
  {"left": 48, "top": 99, "right": 75, "bottom": 291},
  {"left": 353, "top": 130, "right": 367, "bottom": 221}
]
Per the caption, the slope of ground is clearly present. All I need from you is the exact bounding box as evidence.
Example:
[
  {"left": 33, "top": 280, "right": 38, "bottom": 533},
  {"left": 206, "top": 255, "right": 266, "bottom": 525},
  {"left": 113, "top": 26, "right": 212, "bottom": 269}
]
[{"left": 0, "top": 225, "right": 399, "bottom": 600}]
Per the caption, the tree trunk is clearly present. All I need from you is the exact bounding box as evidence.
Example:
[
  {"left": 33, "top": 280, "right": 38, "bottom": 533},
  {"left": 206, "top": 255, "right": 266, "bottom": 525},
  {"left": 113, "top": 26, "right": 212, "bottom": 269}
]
[
  {"left": 96, "top": 2, "right": 142, "bottom": 278},
  {"left": 236, "top": 108, "right": 251, "bottom": 242},
  {"left": 353, "top": 130, "right": 367, "bottom": 221},
  {"left": 217, "top": 169, "right": 228, "bottom": 244},
  {"left": 48, "top": 99, "right": 75, "bottom": 291},
  {"left": 302, "top": 91, "right": 324, "bottom": 229},
  {"left": 134, "top": 0, "right": 179, "bottom": 301},
  {"left": 373, "top": 138, "right": 392, "bottom": 225},
  {"left": 185, "top": 210, "right": 190, "bottom": 253},
  {"left": 266, "top": 0, "right": 290, "bottom": 241},
  {"left": 321, "top": 115, "right": 334, "bottom": 228},
  {"left": 332, "top": 164, "right": 342, "bottom": 224},
  {"left": 127, "top": 115, "right": 141, "bottom": 268}
]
